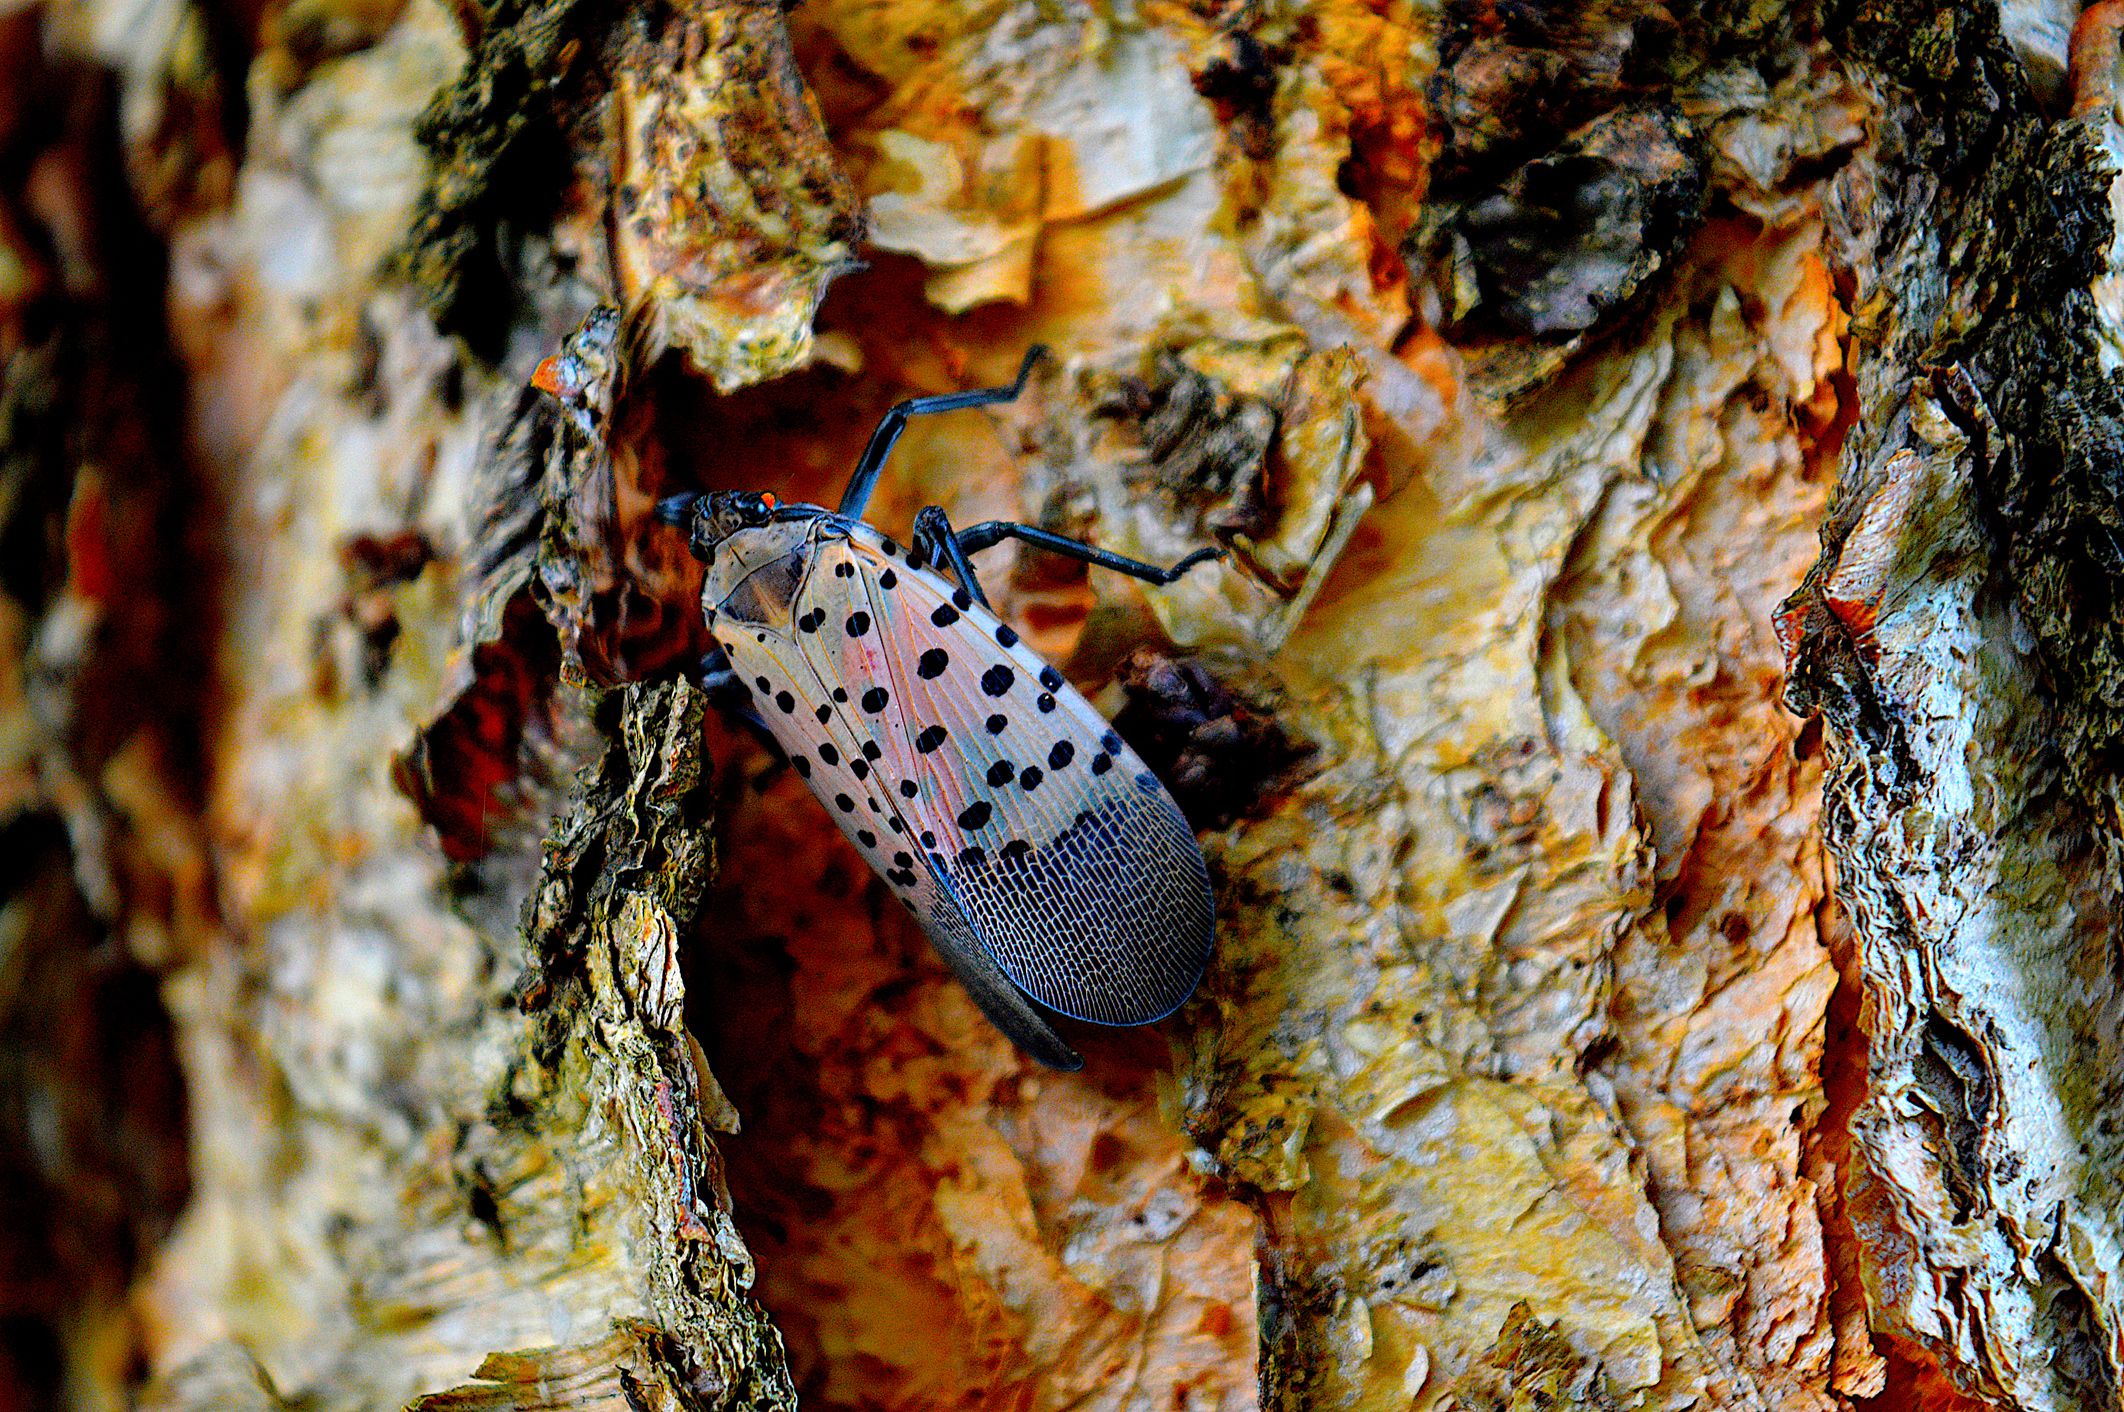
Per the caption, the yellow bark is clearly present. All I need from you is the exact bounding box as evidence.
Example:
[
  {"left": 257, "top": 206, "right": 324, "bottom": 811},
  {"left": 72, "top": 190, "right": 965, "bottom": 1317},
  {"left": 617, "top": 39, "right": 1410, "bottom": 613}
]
[{"left": 4, "top": 0, "right": 2115, "bottom": 1409}]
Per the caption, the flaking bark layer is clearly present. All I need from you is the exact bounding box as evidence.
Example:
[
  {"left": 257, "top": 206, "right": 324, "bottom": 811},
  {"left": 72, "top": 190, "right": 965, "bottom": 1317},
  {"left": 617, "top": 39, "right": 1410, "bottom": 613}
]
[
  {"left": 1777, "top": 0, "right": 2124, "bottom": 1403},
  {"left": 17, "top": 0, "right": 2124, "bottom": 1406}
]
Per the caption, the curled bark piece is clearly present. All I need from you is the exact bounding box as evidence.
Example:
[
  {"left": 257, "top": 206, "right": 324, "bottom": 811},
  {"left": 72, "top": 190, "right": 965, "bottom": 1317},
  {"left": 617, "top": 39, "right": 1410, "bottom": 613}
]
[
  {"left": 33, "top": 0, "right": 2124, "bottom": 1405},
  {"left": 404, "top": 0, "right": 860, "bottom": 384},
  {"left": 606, "top": 0, "right": 862, "bottom": 386},
  {"left": 1780, "top": 3, "right": 2124, "bottom": 1404},
  {"left": 410, "top": 1320, "right": 723, "bottom": 1411}
]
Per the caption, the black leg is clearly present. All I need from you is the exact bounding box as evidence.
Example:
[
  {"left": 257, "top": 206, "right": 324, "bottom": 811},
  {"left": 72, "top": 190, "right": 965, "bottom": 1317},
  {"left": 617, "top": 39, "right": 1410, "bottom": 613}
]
[
  {"left": 910, "top": 505, "right": 994, "bottom": 607},
  {"left": 837, "top": 346, "right": 1047, "bottom": 519},
  {"left": 955, "top": 520, "right": 1224, "bottom": 586},
  {"left": 694, "top": 647, "right": 745, "bottom": 700},
  {"left": 692, "top": 649, "right": 782, "bottom": 756}
]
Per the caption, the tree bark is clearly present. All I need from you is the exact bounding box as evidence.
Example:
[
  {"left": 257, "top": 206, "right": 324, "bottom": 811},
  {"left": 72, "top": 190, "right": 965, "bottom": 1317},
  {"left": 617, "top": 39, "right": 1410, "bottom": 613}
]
[{"left": 4, "top": 0, "right": 2120, "bottom": 1408}]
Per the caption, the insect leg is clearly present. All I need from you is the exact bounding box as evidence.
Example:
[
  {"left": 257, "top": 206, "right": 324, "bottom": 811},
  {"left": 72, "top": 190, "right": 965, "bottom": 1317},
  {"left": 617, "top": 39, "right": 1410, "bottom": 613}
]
[
  {"left": 909, "top": 505, "right": 996, "bottom": 607},
  {"left": 837, "top": 346, "right": 1047, "bottom": 518},
  {"left": 692, "top": 649, "right": 783, "bottom": 757},
  {"left": 956, "top": 520, "right": 1224, "bottom": 586},
  {"left": 694, "top": 646, "right": 746, "bottom": 699}
]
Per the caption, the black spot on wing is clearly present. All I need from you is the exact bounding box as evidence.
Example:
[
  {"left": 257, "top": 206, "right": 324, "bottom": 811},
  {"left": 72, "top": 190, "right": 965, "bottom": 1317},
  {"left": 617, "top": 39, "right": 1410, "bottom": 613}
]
[
  {"left": 981, "top": 664, "right": 1014, "bottom": 697},
  {"left": 824, "top": 542, "right": 1211, "bottom": 1036}
]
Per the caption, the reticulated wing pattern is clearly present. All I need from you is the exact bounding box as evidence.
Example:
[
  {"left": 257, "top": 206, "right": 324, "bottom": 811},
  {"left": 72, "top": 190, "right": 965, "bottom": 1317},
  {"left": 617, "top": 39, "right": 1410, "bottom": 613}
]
[
  {"left": 791, "top": 523, "right": 1214, "bottom": 1027},
  {"left": 713, "top": 570, "right": 1083, "bottom": 1069}
]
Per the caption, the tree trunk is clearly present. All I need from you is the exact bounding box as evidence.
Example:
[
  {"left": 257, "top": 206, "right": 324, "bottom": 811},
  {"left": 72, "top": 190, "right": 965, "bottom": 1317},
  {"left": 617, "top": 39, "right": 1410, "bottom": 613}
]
[{"left": 4, "top": 0, "right": 2120, "bottom": 1407}]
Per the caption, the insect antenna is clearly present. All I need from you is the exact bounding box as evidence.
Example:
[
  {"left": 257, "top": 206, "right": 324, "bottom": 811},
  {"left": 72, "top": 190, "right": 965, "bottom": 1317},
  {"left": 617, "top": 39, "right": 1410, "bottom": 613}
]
[{"left": 654, "top": 492, "right": 702, "bottom": 526}]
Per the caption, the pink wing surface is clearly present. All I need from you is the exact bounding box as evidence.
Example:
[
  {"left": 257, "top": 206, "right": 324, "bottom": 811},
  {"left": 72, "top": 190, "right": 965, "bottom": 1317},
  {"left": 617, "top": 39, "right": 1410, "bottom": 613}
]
[
  {"left": 785, "top": 525, "right": 1215, "bottom": 1029},
  {"left": 714, "top": 581, "right": 1086, "bottom": 1069}
]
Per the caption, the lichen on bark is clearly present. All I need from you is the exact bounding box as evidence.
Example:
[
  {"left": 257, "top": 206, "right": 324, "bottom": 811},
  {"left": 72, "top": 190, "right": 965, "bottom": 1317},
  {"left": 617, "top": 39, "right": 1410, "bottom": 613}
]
[
  {"left": 1776, "top": 0, "right": 2124, "bottom": 1404},
  {"left": 22, "top": 0, "right": 2124, "bottom": 1406}
]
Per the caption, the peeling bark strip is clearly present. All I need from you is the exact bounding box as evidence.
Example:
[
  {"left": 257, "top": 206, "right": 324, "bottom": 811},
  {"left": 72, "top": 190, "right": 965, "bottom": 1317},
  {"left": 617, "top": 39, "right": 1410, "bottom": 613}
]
[
  {"left": 510, "top": 683, "right": 792, "bottom": 1407},
  {"left": 411, "top": 1320, "right": 727, "bottom": 1411},
  {"left": 35, "top": 0, "right": 2124, "bottom": 1394},
  {"left": 402, "top": 0, "right": 859, "bottom": 377},
  {"left": 603, "top": 0, "right": 862, "bottom": 384},
  {"left": 1781, "top": 0, "right": 2124, "bottom": 1405}
]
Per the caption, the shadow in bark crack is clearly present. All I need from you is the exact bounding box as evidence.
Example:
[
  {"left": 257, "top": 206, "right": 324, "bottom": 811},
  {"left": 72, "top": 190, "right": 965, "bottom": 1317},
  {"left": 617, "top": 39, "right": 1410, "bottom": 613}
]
[{"left": 683, "top": 723, "right": 1256, "bottom": 1411}]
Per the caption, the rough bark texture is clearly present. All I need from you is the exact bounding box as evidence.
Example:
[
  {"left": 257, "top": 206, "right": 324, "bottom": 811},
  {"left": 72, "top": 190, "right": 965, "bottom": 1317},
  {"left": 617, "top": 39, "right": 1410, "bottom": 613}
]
[
  {"left": 1782, "top": 3, "right": 2124, "bottom": 1406},
  {"left": 6, "top": 0, "right": 2123, "bottom": 1408}
]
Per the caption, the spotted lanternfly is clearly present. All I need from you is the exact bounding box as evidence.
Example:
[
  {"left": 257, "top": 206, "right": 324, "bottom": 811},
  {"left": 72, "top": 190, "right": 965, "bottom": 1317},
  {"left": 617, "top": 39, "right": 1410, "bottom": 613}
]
[{"left": 644, "top": 348, "right": 1219, "bottom": 1071}]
